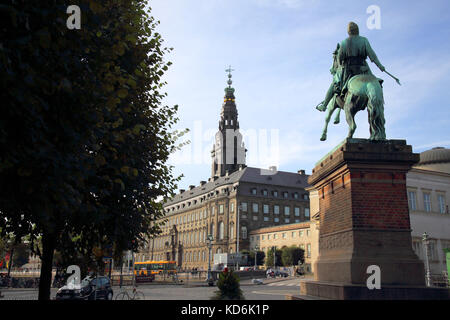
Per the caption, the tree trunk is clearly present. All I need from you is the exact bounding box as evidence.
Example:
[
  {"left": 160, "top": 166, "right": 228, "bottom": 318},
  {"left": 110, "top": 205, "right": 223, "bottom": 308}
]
[{"left": 38, "top": 232, "right": 57, "bottom": 300}]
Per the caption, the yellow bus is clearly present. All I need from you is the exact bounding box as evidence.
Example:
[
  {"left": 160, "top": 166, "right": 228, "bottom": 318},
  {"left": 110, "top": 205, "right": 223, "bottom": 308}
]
[{"left": 134, "top": 260, "right": 177, "bottom": 276}]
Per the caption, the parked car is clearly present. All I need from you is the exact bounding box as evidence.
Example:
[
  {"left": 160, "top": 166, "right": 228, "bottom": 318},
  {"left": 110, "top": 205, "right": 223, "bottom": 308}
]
[
  {"left": 55, "top": 275, "right": 113, "bottom": 300},
  {"left": 275, "top": 270, "right": 289, "bottom": 278}
]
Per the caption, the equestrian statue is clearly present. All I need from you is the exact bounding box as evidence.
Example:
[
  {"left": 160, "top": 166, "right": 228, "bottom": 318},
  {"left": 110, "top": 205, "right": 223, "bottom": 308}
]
[{"left": 316, "top": 22, "right": 401, "bottom": 141}]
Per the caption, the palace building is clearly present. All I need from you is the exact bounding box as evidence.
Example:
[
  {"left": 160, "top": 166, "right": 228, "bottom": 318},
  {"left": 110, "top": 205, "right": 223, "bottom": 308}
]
[{"left": 139, "top": 70, "right": 311, "bottom": 270}]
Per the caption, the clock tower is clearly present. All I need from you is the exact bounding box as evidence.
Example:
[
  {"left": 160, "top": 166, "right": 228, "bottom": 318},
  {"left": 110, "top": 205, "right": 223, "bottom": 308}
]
[{"left": 211, "top": 67, "right": 246, "bottom": 178}]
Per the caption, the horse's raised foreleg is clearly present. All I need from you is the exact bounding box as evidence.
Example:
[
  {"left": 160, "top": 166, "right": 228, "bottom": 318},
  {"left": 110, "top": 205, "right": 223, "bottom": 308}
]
[
  {"left": 344, "top": 94, "right": 356, "bottom": 139},
  {"left": 320, "top": 105, "right": 336, "bottom": 141}
]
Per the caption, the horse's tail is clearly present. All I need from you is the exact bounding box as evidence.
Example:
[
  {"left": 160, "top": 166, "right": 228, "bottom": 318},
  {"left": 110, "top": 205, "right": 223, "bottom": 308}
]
[{"left": 366, "top": 80, "right": 386, "bottom": 140}]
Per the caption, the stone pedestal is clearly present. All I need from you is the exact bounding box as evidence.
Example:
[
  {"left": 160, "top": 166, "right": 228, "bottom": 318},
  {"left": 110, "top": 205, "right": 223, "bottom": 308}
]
[{"left": 299, "top": 138, "right": 449, "bottom": 300}]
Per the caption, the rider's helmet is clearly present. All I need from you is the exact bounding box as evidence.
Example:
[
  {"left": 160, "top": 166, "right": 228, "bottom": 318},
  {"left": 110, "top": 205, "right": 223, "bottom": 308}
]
[{"left": 347, "top": 22, "right": 359, "bottom": 36}]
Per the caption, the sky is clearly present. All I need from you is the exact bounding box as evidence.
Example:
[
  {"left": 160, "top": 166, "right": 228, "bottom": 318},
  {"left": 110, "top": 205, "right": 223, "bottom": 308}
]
[{"left": 148, "top": 0, "right": 450, "bottom": 190}]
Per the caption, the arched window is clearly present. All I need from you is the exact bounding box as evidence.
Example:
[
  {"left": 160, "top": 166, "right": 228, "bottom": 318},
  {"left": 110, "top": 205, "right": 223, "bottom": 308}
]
[
  {"left": 229, "top": 248, "right": 233, "bottom": 254},
  {"left": 216, "top": 248, "right": 222, "bottom": 254},
  {"left": 229, "top": 222, "right": 234, "bottom": 239},
  {"left": 241, "top": 226, "right": 248, "bottom": 239},
  {"left": 219, "top": 221, "right": 224, "bottom": 240},
  {"left": 210, "top": 223, "right": 215, "bottom": 239}
]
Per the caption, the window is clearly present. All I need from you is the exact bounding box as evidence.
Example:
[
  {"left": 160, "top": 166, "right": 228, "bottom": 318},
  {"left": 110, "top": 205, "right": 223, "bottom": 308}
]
[
  {"left": 264, "top": 216, "right": 269, "bottom": 222},
  {"left": 295, "top": 219, "right": 300, "bottom": 223},
  {"left": 284, "top": 218, "right": 290, "bottom": 223},
  {"left": 283, "top": 192, "right": 289, "bottom": 198},
  {"left": 241, "top": 226, "right": 248, "bottom": 239},
  {"left": 219, "top": 221, "right": 224, "bottom": 240},
  {"left": 262, "top": 235, "right": 265, "bottom": 240},
  {"left": 219, "top": 204, "right": 224, "bottom": 214},
  {"left": 438, "top": 194, "right": 446, "bottom": 213},
  {"left": 230, "top": 203, "right": 234, "bottom": 213},
  {"left": 299, "top": 230, "right": 304, "bottom": 237},
  {"left": 204, "top": 210, "right": 207, "bottom": 219},
  {"left": 210, "top": 223, "right": 215, "bottom": 238},
  {"left": 263, "top": 204, "right": 269, "bottom": 214},
  {"left": 293, "top": 192, "right": 299, "bottom": 199},
  {"left": 307, "top": 244, "right": 311, "bottom": 258},
  {"left": 273, "top": 191, "right": 278, "bottom": 197},
  {"left": 274, "top": 205, "right": 280, "bottom": 215},
  {"left": 251, "top": 188, "right": 257, "bottom": 195},
  {"left": 241, "top": 202, "right": 248, "bottom": 212},
  {"left": 408, "top": 191, "right": 417, "bottom": 211},
  {"left": 306, "top": 230, "right": 310, "bottom": 237},
  {"left": 183, "top": 216, "right": 186, "bottom": 223},
  {"left": 423, "top": 193, "right": 431, "bottom": 212},
  {"left": 262, "top": 189, "right": 268, "bottom": 196},
  {"left": 291, "top": 232, "right": 296, "bottom": 238},
  {"left": 282, "top": 233, "right": 287, "bottom": 239},
  {"left": 252, "top": 203, "right": 258, "bottom": 213},
  {"left": 230, "top": 223, "right": 234, "bottom": 238},
  {"left": 267, "top": 235, "right": 270, "bottom": 240},
  {"left": 284, "top": 206, "right": 290, "bottom": 215},
  {"left": 294, "top": 207, "right": 300, "bottom": 216},
  {"left": 211, "top": 207, "right": 215, "bottom": 216},
  {"left": 274, "top": 217, "right": 279, "bottom": 222},
  {"left": 305, "top": 208, "right": 310, "bottom": 218},
  {"left": 252, "top": 215, "right": 258, "bottom": 221},
  {"left": 273, "top": 234, "right": 277, "bottom": 239},
  {"left": 303, "top": 194, "right": 309, "bottom": 200}
]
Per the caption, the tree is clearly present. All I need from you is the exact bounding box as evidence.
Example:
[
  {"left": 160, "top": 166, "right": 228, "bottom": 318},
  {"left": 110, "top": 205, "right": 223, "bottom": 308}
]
[
  {"left": 248, "top": 250, "right": 265, "bottom": 266},
  {"left": 265, "top": 247, "right": 282, "bottom": 267},
  {"left": 281, "top": 246, "right": 305, "bottom": 267},
  {"left": 12, "top": 243, "right": 30, "bottom": 268},
  {"left": 211, "top": 269, "right": 245, "bottom": 300},
  {"left": 0, "top": 1, "right": 182, "bottom": 300}
]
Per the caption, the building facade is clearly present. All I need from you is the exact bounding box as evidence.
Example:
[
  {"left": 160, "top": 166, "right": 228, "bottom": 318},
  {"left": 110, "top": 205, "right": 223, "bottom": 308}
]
[
  {"left": 407, "top": 147, "right": 450, "bottom": 276},
  {"left": 139, "top": 71, "right": 311, "bottom": 270},
  {"left": 248, "top": 221, "right": 319, "bottom": 273}
]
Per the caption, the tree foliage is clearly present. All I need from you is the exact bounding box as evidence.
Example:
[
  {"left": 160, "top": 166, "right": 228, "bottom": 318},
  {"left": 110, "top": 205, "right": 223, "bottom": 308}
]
[
  {"left": 0, "top": 1, "right": 182, "bottom": 299},
  {"left": 281, "top": 246, "right": 305, "bottom": 266},
  {"left": 265, "top": 247, "right": 283, "bottom": 267},
  {"left": 248, "top": 250, "right": 265, "bottom": 266}
]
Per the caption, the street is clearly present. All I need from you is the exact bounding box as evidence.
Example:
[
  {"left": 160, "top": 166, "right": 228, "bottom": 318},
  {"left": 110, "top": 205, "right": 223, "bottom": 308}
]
[{"left": 0, "top": 277, "right": 308, "bottom": 300}]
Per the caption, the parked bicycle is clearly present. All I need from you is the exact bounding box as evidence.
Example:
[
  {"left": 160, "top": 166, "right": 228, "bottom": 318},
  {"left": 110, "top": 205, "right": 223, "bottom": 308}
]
[
  {"left": 114, "top": 286, "right": 145, "bottom": 300},
  {"left": 172, "top": 274, "right": 182, "bottom": 284}
]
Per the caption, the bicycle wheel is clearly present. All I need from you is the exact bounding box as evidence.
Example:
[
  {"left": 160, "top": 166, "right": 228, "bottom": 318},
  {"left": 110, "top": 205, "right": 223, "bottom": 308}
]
[
  {"left": 132, "top": 291, "right": 145, "bottom": 300},
  {"left": 115, "top": 292, "right": 129, "bottom": 300}
]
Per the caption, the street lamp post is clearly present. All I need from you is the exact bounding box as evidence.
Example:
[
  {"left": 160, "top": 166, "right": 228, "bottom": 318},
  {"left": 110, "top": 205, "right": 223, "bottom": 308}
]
[
  {"left": 422, "top": 232, "right": 432, "bottom": 287},
  {"left": 236, "top": 204, "right": 241, "bottom": 271},
  {"left": 207, "top": 234, "right": 213, "bottom": 286},
  {"left": 273, "top": 246, "right": 276, "bottom": 269},
  {"left": 254, "top": 245, "right": 259, "bottom": 270}
]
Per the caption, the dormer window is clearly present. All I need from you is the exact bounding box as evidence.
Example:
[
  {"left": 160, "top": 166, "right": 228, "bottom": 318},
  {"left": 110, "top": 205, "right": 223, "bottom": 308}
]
[
  {"left": 262, "top": 189, "right": 268, "bottom": 196},
  {"left": 251, "top": 188, "right": 257, "bottom": 195}
]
